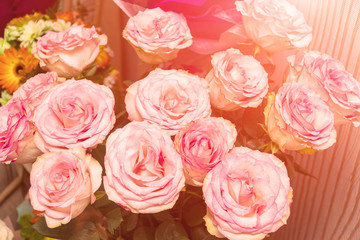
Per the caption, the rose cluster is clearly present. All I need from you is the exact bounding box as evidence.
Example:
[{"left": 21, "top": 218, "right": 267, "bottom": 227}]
[{"left": 1, "top": 1, "right": 359, "bottom": 240}]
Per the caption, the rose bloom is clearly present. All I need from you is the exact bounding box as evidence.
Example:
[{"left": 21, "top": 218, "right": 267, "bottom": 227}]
[
  {"left": 0, "top": 99, "right": 41, "bottom": 164},
  {"left": 286, "top": 51, "right": 360, "bottom": 127},
  {"left": 113, "top": 0, "right": 246, "bottom": 55},
  {"left": 125, "top": 68, "right": 211, "bottom": 135},
  {"left": 34, "top": 79, "right": 115, "bottom": 152},
  {"left": 12, "top": 72, "right": 58, "bottom": 110},
  {"left": 203, "top": 147, "right": 292, "bottom": 240},
  {"left": 32, "top": 25, "right": 107, "bottom": 77},
  {"left": 103, "top": 121, "right": 185, "bottom": 213},
  {"left": 29, "top": 148, "right": 102, "bottom": 228},
  {"left": 205, "top": 48, "right": 268, "bottom": 111},
  {"left": 235, "top": 0, "right": 312, "bottom": 53},
  {"left": 123, "top": 7, "right": 192, "bottom": 64},
  {"left": 0, "top": 219, "right": 14, "bottom": 240},
  {"left": 174, "top": 117, "right": 237, "bottom": 186},
  {"left": 264, "top": 83, "right": 336, "bottom": 152}
]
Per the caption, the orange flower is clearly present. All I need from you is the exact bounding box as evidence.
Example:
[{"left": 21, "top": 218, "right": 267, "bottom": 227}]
[
  {"left": 0, "top": 47, "right": 39, "bottom": 93},
  {"left": 56, "top": 11, "right": 86, "bottom": 25},
  {"left": 96, "top": 46, "right": 112, "bottom": 69}
]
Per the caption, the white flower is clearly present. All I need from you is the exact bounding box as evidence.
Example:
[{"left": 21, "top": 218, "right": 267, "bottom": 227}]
[
  {"left": 51, "top": 19, "right": 71, "bottom": 32},
  {"left": 17, "top": 19, "right": 71, "bottom": 47},
  {"left": 4, "top": 25, "right": 21, "bottom": 42},
  {"left": 19, "top": 20, "right": 50, "bottom": 47}
]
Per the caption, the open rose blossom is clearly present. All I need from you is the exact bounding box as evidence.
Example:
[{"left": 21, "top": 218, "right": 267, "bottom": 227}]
[
  {"left": 103, "top": 121, "right": 185, "bottom": 213},
  {"left": 205, "top": 48, "right": 268, "bottom": 111},
  {"left": 34, "top": 79, "right": 115, "bottom": 152},
  {"left": 235, "top": 0, "right": 312, "bottom": 53},
  {"left": 29, "top": 148, "right": 102, "bottom": 228},
  {"left": 0, "top": 219, "right": 13, "bottom": 240},
  {"left": 32, "top": 25, "right": 107, "bottom": 77},
  {"left": 174, "top": 117, "right": 237, "bottom": 186},
  {"left": 114, "top": 0, "right": 245, "bottom": 55},
  {"left": 123, "top": 7, "right": 192, "bottom": 64},
  {"left": 286, "top": 51, "right": 360, "bottom": 127},
  {"left": 203, "top": 147, "right": 292, "bottom": 240},
  {"left": 12, "top": 72, "right": 58, "bottom": 110},
  {"left": 0, "top": 99, "right": 41, "bottom": 164},
  {"left": 264, "top": 83, "right": 336, "bottom": 152},
  {"left": 125, "top": 68, "right": 211, "bottom": 135}
]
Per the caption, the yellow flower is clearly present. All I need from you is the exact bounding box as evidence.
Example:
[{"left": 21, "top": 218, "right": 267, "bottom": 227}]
[
  {"left": 96, "top": 46, "right": 112, "bottom": 69},
  {"left": 0, "top": 47, "right": 39, "bottom": 93},
  {"left": 7, "top": 12, "right": 47, "bottom": 28}
]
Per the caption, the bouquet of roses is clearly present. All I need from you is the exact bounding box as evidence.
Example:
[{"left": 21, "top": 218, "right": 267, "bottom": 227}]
[{"left": 1, "top": 0, "right": 360, "bottom": 240}]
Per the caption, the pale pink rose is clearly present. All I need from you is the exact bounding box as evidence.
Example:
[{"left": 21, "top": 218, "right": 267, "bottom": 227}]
[
  {"left": 125, "top": 68, "right": 211, "bottom": 135},
  {"left": 174, "top": 117, "right": 237, "bottom": 186},
  {"left": 236, "top": 0, "right": 312, "bottom": 53},
  {"left": 29, "top": 148, "right": 102, "bottom": 228},
  {"left": 203, "top": 147, "right": 292, "bottom": 240},
  {"left": 12, "top": 72, "right": 58, "bottom": 110},
  {"left": 0, "top": 100, "right": 42, "bottom": 164},
  {"left": 103, "top": 121, "right": 185, "bottom": 213},
  {"left": 0, "top": 219, "right": 13, "bottom": 240},
  {"left": 286, "top": 51, "right": 360, "bottom": 127},
  {"left": 205, "top": 48, "right": 268, "bottom": 111},
  {"left": 32, "top": 25, "right": 107, "bottom": 77},
  {"left": 33, "top": 79, "right": 115, "bottom": 152},
  {"left": 113, "top": 0, "right": 247, "bottom": 55},
  {"left": 264, "top": 84, "right": 336, "bottom": 152},
  {"left": 123, "top": 7, "right": 193, "bottom": 64}
]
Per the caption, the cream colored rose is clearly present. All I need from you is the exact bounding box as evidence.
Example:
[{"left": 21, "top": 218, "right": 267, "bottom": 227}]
[
  {"left": 123, "top": 7, "right": 192, "bottom": 64},
  {"left": 286, "top": 51, "right": 360, "bottom": 127},
  {"left": 205, "top": 48, "right": 268, "bottom": 111},
  {"left": 29, "top": 148, "right": 102, "bottom": 228},
  {"left": 236, "top": 0, "right": 312, "bottom": 53},
  {"left": 264, "top": 84, "right": 336, "bottom": 152},
  {"left": 203, "top": 147, "right": 292, "bottom": 240}
]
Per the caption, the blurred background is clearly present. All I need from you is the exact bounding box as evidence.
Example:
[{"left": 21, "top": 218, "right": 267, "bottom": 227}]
[{"left": 1, "top": 0, "right": 359, "bottom": 239}]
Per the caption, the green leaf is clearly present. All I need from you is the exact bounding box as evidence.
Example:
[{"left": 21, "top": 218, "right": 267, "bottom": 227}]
[
  {"left": 183, "top": 202, "right": 206, "bottom": 227},
  {"left": 190, "top": 226, "right": 225, "bottom": 240},
  {"left": 126, "top": 213, "right": 139, "bottom": 232},
  {"left": 0, "top": 90, "right": 12, "bottom": 106},
  {"left": 95, "top": 191, "right": 106, "bottom": 200},
  {"left": 133, "top": 226, "right": 155, "bottom": 240},
  {"left": 30, "top": 231, "right": 45, "bottom": 240},
  {"left": 152, "top": 210, "right": 174, "bottom": 222},
  {"left": 105, "top": 208, "right": 123, "bottom": 234},
  {"left": 33, "top": 207, "right": 105, "bottom": 240},
  {"left": 155, "top": 221, "right": 189, "bottom": 240}
]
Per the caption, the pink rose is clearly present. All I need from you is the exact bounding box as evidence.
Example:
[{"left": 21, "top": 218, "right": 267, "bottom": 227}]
[
  {"left": 32, "top": 25, "right": 107, "bottom": 77},
  {"left": 12, "top": 72, "right": 58, "bottom": 110},
  {"left": 264, "top": 83, "right": 336, "bottom": 152},
  {"left": 103, "top": 121, "right": 185, "bottom": 213},
  {"left": 174, "top": 117, "right": 237, "bottom": 186},
  {"left": 0, "top": 99, "right": 41, "bottom": 164},
  {"left": 286, "top": 51, "right": 360, "bottom": 127},
  {"left": 34, "top": 79, "right": 115, "bottom": 152},
  {"left": 205, "top": 48, "right": 268, "bottom": 111},
  {"left": 203, "top": 147, "right": 292, "bottom": 240},
  {"left": 114, "top": 0, "right": 246, "bottom": 55},
  {"left": 236, "top": 0, "right": 312, "bottom": 53},
  {"left": 123, "top": 7, "right": 192, "bottom": 64},
  {"left": 29, "top": 148, "right": 102, "bottom": 228},
  {"left": 125, "top": 68, "right": 211, "bottom": 135}
]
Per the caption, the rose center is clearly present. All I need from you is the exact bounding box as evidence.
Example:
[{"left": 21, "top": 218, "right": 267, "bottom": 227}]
[{"left": 227, "top": 174, "right": 255, "bottom": 207}]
